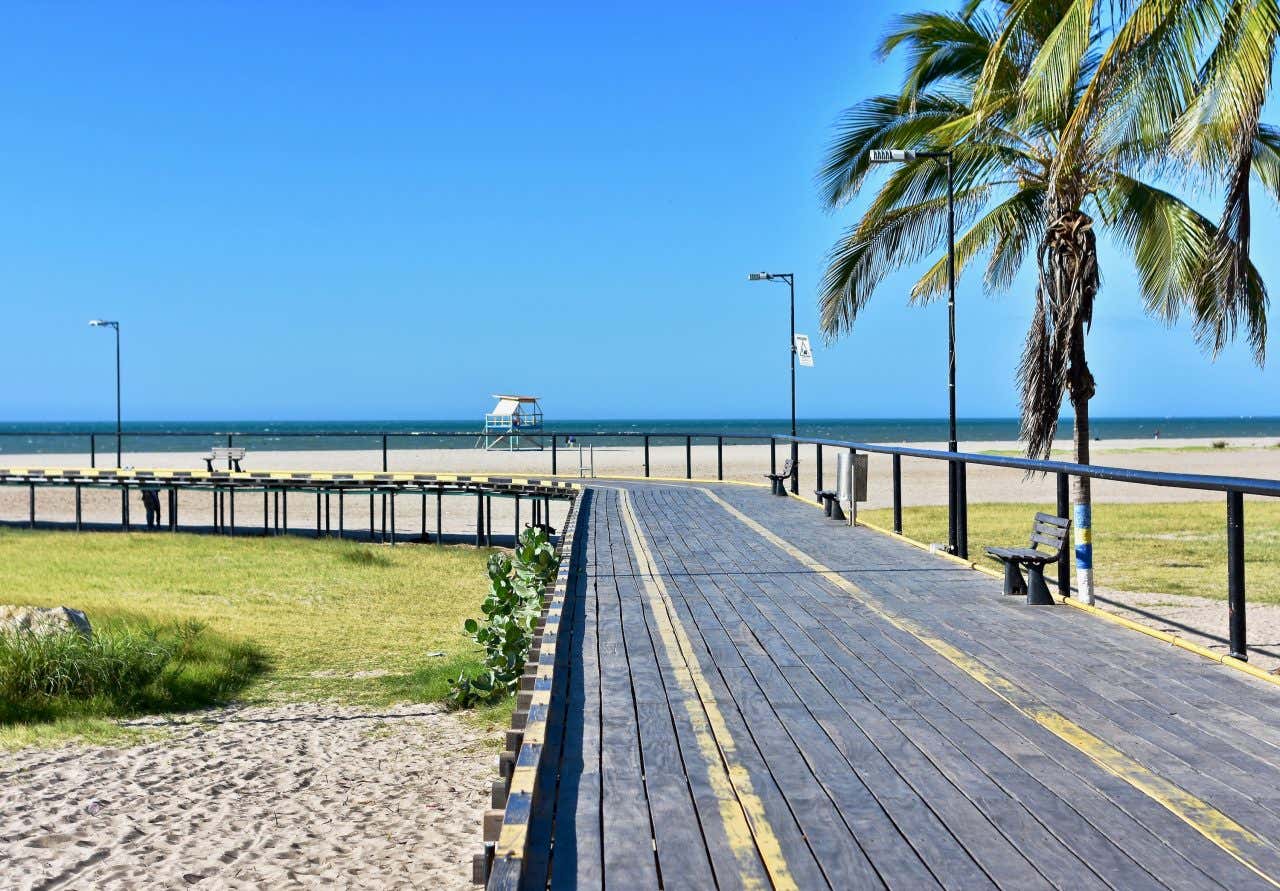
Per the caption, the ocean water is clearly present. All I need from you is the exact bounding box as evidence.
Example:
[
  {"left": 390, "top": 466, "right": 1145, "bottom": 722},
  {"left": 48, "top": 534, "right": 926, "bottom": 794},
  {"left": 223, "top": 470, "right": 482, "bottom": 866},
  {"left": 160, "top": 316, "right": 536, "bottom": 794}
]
[{"left": 1, "top": 417, "right": 1278, "bottom": 455}]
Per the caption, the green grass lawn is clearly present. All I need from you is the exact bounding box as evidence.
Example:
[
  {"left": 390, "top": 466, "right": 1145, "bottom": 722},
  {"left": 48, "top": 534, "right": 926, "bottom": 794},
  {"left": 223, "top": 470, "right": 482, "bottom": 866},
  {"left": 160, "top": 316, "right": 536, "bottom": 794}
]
[
  {"left": 861, "top": 501, "right": 1280, "bottom": 602},
  {"left": 0, "top": 529, "right": 504, "bottom": 746}
]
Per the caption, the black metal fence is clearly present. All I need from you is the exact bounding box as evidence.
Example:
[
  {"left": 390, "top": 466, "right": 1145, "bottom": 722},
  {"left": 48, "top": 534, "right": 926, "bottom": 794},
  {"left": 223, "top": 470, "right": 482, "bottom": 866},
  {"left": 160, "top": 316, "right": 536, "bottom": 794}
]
[
  {"left": 4, "top": 427, "right": 1277, "bottom": 662},
  {"left": 778, "top": 434, "right": 1278, "bottom": 664}
]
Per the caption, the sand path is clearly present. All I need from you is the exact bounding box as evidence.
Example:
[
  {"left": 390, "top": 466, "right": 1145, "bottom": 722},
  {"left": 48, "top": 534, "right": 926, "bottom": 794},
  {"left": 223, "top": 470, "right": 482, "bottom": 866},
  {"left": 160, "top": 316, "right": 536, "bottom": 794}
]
[{"left": 1, "top": 702, "right": 493, "bottom": 890}]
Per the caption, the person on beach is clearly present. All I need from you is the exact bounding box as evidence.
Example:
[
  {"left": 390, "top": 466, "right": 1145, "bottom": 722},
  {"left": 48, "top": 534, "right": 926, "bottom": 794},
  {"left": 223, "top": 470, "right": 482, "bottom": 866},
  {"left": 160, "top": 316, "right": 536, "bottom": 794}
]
[{"left": 140, "top": 487, "right": 162, "bottom": 529}]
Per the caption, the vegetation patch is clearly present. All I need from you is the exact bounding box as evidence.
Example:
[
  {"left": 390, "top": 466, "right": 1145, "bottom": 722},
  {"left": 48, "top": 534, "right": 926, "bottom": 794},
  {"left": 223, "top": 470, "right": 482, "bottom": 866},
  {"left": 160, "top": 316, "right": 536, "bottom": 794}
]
[
  {"left": 0, "top": 618, "right": 267, "bottom": 726},
  {"left": 0, "top": 529, "right": 499, "bottom": 745},
  {"left": 449, "top": 528, "right": 560, "bottom": 708}
]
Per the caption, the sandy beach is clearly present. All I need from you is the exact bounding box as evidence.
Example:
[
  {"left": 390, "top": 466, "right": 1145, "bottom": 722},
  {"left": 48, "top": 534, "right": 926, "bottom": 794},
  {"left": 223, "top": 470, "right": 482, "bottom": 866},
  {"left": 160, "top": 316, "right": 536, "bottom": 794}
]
[
  {"left": 3, "top": 437, "right": 1280, "bottom": 531},
  {"left": 0, "top": 702, "right": 496, "bottom": 890}
]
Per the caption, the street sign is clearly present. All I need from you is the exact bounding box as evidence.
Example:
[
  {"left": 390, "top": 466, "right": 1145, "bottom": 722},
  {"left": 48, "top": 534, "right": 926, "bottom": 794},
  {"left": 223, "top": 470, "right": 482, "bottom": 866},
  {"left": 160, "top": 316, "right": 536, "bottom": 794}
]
[{"left": 794, "top": 334, "right": 814, "bottom": 367}]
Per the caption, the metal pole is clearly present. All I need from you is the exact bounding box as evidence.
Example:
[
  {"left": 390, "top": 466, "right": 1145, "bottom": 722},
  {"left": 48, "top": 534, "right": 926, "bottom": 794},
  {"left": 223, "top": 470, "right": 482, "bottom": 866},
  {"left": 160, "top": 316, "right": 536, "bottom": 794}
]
[
  {"left": 770, "top": 438, "right": 776, "bottom": 477},
  {"left": 339, "top": 489, "right": 344, "bottom": 539},
  {"left": 390, "top": 492, "right": 396, "bottom": 546},
  {"left": 382, "top": 434, "right": 388, "bottom": 471},
  {"left": 421, "top": 487, "right": 428, "bottom": 543},
  {"left": 28, "top": 484, "right": 35, "bottom": 528},
  {"left": 90, "top": 433, "right": 96, "bottom": 468},
  {"left": 486, "top": 495, "right": 492, "bottom": 544},
  {"left": 282, "top": 489, "right": 288, "bottom": 533},
  {"left": 316, "top": 492, "right": 321, "bottom": 536},
  {"left": 717, "top": 436, "right": 724, "bottom": 481},
  {"left": 369, "top": 492, "right": 375, "bottom": 542},
  {"left": 788, "top": 274, "right": 798, "bottom": 495},
  {"left": 1227, "top": 490, "right": 1247, "bottom": 660},
  {"left": 515, "top": 495, "right": 520, "bottom": 543},
  {"left": 437, "top": 487, "right": 443, "bottom": 543},
  {"left": 227, "top": 434, "right": 233, "bottom": 470},
  {"left": 644, "top": 436, "right": 650, "bottom": 478},
  {"left": 1056, "top": 472, "right": 1070, "bottom": 597},
  {"left": 476, "top": 491, "right": 484, "bottom": 546},
  {"left": 892, "top": 454, "right": 902, "bottom": 534},
  {"left": 263, "top": 490, "right": 269, "bottom": 533},
  {"left": 946, "top": 153, "right": 958, "bottom": 552},
  {"left": 114, "top": 324, "right": 122, "bottom": 468},
  {"left": 552, "top": 437, "right": 558, "bottom": 475},
  {"left": 229, "top": 489, "right": 235, "bottom": 536},
  {"left": 957, "top": 462, "right": 968, "bottom": 559},
  {"left": 686, "top": 436, "right": 692, "bottom": 479},
  {"left": 816, "top": 445, "right": 823, "bottom": 495},
  {"left": 75, "top": 484, "right": 82, "bottom": 531}
]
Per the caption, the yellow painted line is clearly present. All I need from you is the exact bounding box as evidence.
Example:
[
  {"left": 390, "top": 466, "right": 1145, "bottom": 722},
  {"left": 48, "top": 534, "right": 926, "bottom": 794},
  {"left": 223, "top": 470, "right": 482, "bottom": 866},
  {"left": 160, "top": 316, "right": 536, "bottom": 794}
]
[
  {"left": 854, "top": 518, "right": 1280, "bottom": 688},
  {"left": 698, "top": 487, "right": 1280, "bottom": 888},
  {"left": 616, "top": 489, "right": 796, "bottom": 891}
]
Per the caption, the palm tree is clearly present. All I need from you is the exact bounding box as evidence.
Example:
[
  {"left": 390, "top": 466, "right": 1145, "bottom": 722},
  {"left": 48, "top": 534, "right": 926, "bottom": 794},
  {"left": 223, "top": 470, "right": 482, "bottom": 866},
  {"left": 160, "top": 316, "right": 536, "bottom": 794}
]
[{"left": 817, "top": 1, "right": 1274, "bottom": 602}]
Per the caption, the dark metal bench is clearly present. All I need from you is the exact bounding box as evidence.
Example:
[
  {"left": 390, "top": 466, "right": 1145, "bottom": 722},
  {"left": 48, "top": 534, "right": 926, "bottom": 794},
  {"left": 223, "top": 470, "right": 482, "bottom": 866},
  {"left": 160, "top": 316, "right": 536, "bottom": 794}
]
[
  {"left": 764, "top": 458, "right": 794, "bottom": 496},
  {"left": 204, "top": 446, "right": 246, "bottom": 472},
  {"left": 985, "top": 512, "right": 1070, "bottom": 605},
  {"left": 814, "top": 488, "right": 845, "bottom": 520}
]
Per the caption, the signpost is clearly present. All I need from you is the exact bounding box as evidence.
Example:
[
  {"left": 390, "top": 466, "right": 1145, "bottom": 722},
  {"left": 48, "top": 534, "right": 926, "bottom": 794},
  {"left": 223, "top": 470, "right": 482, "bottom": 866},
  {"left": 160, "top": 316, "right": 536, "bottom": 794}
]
[{"left": 794, "top": 334, "right": 814, "bottom": 367}]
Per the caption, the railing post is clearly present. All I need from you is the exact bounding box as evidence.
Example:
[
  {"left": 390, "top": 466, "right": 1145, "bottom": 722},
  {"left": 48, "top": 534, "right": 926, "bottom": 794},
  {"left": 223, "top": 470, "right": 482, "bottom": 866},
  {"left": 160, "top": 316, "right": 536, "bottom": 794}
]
[
  {"left": 957, "top": 461, "right": 968, "bottom": 559},
  {"left": 790, "top": 441, "right": 799, "bottom": 495},
  {"left": 644, "top": 436, "right": 650, "bottom": 478},
  {"left": 1227, "top": 490, "right": 1247, "bottom": 661},
  {"left": 770, "top": 438, "right": 776, "bottom": 477},
  {"left": 28, "top": 483, "right": 35, "bottom": 528},
  {"left": 1056, "top": 472, "right": 1070, "bottom": 597},
  {"left": 686, "top": 436, "right": 692, "bottom": 479},
  {"left": 552, "top": 437, "right": 558, "bottom": 476},
  {"left": 227, "top": 434, "right": 234, "bottom": 469},
  {"left": 892, "top": 454, "right": 902, "bottom": 534},
  {"left": 75, "top": 484, "right": 82, "bottom": 531},
  {"left": 382, "top": 434, "right": 388, "bottom": 472},
  {"left": 90, "top": 433, "right": 96, "bottom": 468},
  {"left": 947, "top": 459, "right": 957, "bottom": 554},
  {"left": 815, "top": 445, "right": 823, "bottom": 495},
  {"left": 717, "top": 436, "right": 724, "bottom": 481}
]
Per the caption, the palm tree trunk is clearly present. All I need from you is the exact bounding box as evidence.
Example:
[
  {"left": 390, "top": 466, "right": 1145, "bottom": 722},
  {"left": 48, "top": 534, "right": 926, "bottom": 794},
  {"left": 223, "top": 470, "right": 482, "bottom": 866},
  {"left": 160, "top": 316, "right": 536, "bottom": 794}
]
[{"left": 1068, "top": 320, "right": 1095, "bottom": 604}]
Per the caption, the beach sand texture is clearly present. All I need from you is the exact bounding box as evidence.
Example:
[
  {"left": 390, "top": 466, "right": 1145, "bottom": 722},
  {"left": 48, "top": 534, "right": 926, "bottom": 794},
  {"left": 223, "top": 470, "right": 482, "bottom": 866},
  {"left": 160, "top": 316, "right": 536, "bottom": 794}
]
[{"left": 1, "top": 702, "right": 494, "bottom": 890}]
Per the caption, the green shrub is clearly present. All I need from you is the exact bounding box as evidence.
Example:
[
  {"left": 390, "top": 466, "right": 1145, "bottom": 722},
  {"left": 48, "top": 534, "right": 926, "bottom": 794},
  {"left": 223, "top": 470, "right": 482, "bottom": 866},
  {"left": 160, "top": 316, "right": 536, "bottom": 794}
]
[
  {"left": 449, "top": 528, "right": 560, "bottom": 708},
  {"left": 0, "top": 618, "right": 268, "bottom": 725},
  {"left": 1212, "top": 440, "right": 1228, "bottom": 449}
]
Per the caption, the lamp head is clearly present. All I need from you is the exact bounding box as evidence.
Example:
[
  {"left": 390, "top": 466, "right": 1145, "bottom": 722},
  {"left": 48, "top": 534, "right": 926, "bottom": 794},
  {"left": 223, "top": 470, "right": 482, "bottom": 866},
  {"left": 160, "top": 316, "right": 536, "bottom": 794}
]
[
  {"left": 869, "top": 149, "right": 917, "bottom": 163},
  {"left": 748, "top": 272, "right": 771, "bottom": 281},
  {"left": 88, "top": 319, "right": 117, "bottom": 328}
]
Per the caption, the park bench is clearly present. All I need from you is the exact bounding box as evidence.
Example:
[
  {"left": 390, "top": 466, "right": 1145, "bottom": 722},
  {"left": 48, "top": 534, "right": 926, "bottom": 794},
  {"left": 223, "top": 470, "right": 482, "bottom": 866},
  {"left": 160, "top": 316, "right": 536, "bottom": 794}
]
[
  {"left": 984, "top": 512, "right": 1070, "bottom": 605},
  {"left": 814, "top": 487, "right": 845, "bottom": 521},
  {"left": 204, "top": 446, "right": 246, "bottom": 472},
  {"left": 764, "top": 458, "right": 795, "bottom": 496}
]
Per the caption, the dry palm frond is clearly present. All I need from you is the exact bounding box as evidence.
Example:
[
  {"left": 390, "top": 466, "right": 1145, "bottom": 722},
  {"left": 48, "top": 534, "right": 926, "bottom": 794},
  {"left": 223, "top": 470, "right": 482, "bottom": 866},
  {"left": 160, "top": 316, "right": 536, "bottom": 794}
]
[{"left": 1018, "top": 210, "right": 1099, "bottom": 459}]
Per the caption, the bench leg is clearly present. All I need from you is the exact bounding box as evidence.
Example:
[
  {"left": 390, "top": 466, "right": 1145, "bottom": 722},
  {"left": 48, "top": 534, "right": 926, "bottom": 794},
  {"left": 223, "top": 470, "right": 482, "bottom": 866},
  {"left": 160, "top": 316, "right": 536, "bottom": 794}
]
[
  {"left": 204, "top": 459, "right": 213, "bottom": 472},
  {"left": 829, "top": 500, "right": 846, "bottom": 522},
  {"left": 1026, "top": 564, "right": 1054, "bottom": 606},
  {"left": 1002, "top": 561, "right": 1026, "bottom": 596}
]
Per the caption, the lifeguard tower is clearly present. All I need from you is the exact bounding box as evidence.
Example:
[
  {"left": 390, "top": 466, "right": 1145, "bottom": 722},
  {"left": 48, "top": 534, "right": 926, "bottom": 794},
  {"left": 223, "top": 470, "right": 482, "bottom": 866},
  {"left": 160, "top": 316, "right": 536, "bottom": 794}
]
[{"left": 483, "top": 394, "right": 546, "bottom": 451}]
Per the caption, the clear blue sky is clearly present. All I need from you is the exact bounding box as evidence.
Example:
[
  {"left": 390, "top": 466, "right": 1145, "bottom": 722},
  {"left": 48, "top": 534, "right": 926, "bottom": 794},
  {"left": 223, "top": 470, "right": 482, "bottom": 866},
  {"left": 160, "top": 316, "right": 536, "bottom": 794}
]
[{"left": 2, "top": 1, "right": 1277, "bottom": 422}]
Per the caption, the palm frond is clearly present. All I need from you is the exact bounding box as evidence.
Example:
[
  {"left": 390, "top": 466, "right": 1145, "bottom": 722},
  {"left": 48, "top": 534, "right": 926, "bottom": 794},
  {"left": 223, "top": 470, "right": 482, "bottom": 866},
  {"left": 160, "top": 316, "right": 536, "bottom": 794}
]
[
  {"left": 819, "top": 185, "right": 993, "bottom": 339},
  {"left": 911, "top": 186, "right": 1047, "bottom": 300},
  {"left": 818, "top": 93, "right": 968, "bottom": 210}
]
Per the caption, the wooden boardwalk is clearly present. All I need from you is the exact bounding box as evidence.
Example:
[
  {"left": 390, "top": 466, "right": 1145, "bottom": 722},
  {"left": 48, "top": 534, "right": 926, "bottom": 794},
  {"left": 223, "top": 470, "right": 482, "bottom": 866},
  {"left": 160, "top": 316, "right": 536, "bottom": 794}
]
[{"left": 497, "top": 481, "right": 1280, "bottom": 890}]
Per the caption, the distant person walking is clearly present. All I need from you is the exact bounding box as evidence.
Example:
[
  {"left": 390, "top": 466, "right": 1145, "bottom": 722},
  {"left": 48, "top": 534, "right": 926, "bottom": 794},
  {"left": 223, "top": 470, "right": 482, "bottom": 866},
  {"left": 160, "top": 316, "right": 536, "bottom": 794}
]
[{"left": 140, "top": 487, "right": 162, "bottom": 529}]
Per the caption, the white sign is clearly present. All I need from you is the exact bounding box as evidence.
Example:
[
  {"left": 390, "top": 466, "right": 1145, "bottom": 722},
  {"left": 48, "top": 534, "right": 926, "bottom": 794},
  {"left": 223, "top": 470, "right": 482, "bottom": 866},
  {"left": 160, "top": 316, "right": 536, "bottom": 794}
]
[{"left": 794, "top": 334, "right": 814, "bottom": 367}]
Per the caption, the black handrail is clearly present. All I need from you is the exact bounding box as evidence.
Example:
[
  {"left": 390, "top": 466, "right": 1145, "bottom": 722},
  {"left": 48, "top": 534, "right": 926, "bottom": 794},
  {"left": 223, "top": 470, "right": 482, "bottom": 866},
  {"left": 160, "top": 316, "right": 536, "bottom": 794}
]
[{"left": 775, "top": 433, "right": 1275, "bottom": 665}]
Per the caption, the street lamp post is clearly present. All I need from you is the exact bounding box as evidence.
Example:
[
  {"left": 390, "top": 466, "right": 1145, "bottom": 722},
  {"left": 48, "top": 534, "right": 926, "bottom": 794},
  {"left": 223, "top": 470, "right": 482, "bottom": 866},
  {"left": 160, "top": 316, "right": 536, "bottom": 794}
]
[
  {"left": 89, "top": 320, "right": 122, "bottom": 468},
  {"left": 748, "top": 271, "right": 798, "bottom": 494},
  {"left": 868, "top": 149, "right": 963, "bottom": 555}
]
